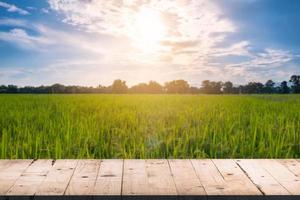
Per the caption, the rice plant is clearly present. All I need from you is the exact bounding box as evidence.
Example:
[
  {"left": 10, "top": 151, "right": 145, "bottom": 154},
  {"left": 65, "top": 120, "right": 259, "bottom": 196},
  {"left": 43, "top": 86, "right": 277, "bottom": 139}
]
[{"left": 0, "top": 94, "right": 299, "bottom": 159}]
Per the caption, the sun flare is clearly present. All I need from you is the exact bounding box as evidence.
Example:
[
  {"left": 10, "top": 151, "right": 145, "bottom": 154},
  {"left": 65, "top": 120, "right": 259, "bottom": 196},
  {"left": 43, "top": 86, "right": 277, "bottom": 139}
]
[{"left": 133, "top": 7, "right": 166, "bottom": 53}]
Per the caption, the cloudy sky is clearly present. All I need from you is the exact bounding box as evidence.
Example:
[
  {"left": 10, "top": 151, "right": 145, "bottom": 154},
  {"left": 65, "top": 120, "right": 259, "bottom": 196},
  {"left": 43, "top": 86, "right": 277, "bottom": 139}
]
[{"left": 0, "top": 0, "right": 300, "bottom": 86}]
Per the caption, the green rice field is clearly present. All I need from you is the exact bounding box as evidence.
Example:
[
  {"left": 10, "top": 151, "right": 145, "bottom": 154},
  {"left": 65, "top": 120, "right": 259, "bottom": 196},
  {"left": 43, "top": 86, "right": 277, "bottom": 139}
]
[{"left": 0, "top": 94, "right": 299, "bottom": 159}]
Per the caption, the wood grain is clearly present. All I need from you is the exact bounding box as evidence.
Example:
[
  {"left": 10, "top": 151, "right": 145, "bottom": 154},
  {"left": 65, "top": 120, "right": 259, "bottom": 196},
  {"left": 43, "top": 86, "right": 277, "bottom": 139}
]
[
  {"left": 0, "top": 160, "right": 33, "bottom": 195},
  {"left": 36, "top": 159, "right": 78, "bottom": 195},
  {"left": 1, "top": 159, "right": 299, "bottom": 196},
  {"left": 92, "top": 159, "right": 123, "bottom": 195},
  {"left": 7, "top": 159, "right": 53, "bottom": 195}
]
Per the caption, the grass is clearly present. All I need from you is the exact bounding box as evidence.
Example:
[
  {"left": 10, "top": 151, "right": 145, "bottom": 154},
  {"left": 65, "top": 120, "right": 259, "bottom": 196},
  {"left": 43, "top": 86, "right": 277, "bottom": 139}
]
[{"left": 0, "top": 94, "right": 299, "bottom": 159}]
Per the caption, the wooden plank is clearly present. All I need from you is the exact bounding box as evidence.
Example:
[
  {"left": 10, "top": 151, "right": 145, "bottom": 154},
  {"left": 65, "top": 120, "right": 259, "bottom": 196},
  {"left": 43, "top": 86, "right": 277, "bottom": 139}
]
[
  {"left": 92, "top": 159, "right": 123, "bottom": 195},
  {"left": 122, "top": 159, "right": 149, "bottom": 195},
  {"left": 65, "top": 160, "right": 100, "bottom": 195},
  {"left": 260, "top": 159, "right": 300, "bottom": 195},
  {"left": 144, "top": 159, "right": 177, "bottom": 195},
  {"left": 236, "top": 159, "right": 290, "bottom": 195},
  {"left": 124, "top": 159, "right": 197, "bottom": 195},
  {"left": 0, "top": 160, "right": 11, "bottom": 171},
  {"left": 279, "top": 159, "right": 300, "bottom": 177},
  {"left": 213, "top": 159, "right": 262, "bottom": 195},
  {"left": 7, "top": 160, "right": 53, "bottom": 195},
  {"left": 123, "top": 159, "right": 178, "bottom": 195},
  {"left": 35, "top": 159, "right": 78, "bottom": 195},
  {"left": 0, "top": 160, "right": 33, "bottom": 194},
  {"left": 168, "top": 159, "right": 206, "bottom": 195},
  {"left": 191, "top": 159, "right": 262, "bottom": 195},
  {"left": 191, "top": 159, "right": 230, "bottom": 195}
]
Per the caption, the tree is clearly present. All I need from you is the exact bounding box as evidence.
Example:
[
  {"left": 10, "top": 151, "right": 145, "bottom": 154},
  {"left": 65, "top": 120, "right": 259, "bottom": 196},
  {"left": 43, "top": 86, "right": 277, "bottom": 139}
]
[
  {"left": 289, "top": 75, "right": 300, "bottom": 93},
  {"left": 223, "top": 81, "right": 233, "bottom": 94},
  {"left": 279, "top": 81, "right": 290, "bottom": 94},
  {"left": 19, "top": 86, "right": 35, "bottom": 93},
  {"left": 200, "top": 80, "right": 222, "bottom": 94},
  {"left": 111, "top": 79, "right": 128, "bottom": 93},
  {"left": 164, "top": 80, "right": 190, "bottom": 93},
  {"left": 210, "top": 81, "right": 222, "bottom": 94},
  {"left": 65, "top": 86, "right": 79, "bottom": 94},
  {"left": 242, "top": 82, "right": 264, "bottom": 94},
  {"left": 50, "top": 84, "right": 66, "bottom": 93},
  {"left": 147, "top": 81, "right": 163, "bottom": 93},
  {"left": 130, "top": 81, "right": 164, "bottom": 93},
  {"left": 130, "top": 83, "right": 148, "bottom": 93},
  {"left": 0, "top": 85, "right": 7, "bottom": 93},
  {"left": 0, "top": 76, "right": 298, "bottom": 94},
  {"left": 264, "top": 80, "right": 275, "bottom": 94},
  {"left": 95, "top": 85, "right": 110, "bottom": 93},
  {"left": 189, "top": 86, "right": 201, "bottom": 94},
  {"left": 7, "top": 85, "right": 18, "bottom": 93},
  {"left": 200, "top": 80, "right": 210, "bottom": 93}
]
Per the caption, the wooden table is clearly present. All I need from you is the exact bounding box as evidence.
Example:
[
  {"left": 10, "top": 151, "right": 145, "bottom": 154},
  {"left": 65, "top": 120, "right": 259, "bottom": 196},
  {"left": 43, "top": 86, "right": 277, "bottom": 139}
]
[{"left": 0, "top": 159, "right": 299, "bottom": 198}]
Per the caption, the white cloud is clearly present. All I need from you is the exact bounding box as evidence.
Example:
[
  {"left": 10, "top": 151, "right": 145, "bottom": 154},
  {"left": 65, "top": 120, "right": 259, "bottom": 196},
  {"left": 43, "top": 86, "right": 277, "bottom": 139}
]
[
  {"left": 222, "top": 48, "right": 297, "bottom": 82},
  {"left": 211, "top": 41, "right": 252, "bottom": 57},
  {"left": 41, "top": 8, "right": 50, "bottom": 14},
  {"left": 0, "top": 1, "right": 29, "bottom": 15},
  {"left": 0, "top": 28, "right": 52, "bottom": 49},
  {"left": 26, "top": 6, "right": 37, "bottom": 10},
  {"left": 0, "top": 25, "right": 113, "bottom": 55},
  {"left": 227, "top": 48, "right": 295, "bottom": 69},
  {"left": 0, "top": 18, "right": 27, "bottom": 27},
  {"left": 48, "top": 0, "right": 237, "bottom": 66}
]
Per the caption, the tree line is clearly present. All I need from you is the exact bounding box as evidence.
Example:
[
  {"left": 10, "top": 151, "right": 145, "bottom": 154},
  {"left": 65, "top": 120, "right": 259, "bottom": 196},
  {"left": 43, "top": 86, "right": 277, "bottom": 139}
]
[{"left": 1, "top": 75, "right": 300, "bottom": 94}]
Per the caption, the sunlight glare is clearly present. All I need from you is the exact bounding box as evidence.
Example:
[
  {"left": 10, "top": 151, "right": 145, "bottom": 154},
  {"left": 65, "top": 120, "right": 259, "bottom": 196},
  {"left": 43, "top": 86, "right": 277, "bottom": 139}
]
[{"left": 133, "top": 7, "right": 166, "bottom": 53}]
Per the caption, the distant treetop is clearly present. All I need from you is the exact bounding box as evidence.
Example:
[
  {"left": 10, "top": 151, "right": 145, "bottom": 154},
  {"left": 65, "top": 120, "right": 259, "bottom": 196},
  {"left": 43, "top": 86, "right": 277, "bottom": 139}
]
[{"left": 1, "top": 75, "right": 300, "bottom": 94}]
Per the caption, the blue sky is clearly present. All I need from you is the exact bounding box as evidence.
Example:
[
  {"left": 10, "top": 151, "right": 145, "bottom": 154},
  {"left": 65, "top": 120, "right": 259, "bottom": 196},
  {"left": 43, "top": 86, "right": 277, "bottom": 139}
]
[{"left": 0, "top": 0, "right": 300, "bottom": 86}]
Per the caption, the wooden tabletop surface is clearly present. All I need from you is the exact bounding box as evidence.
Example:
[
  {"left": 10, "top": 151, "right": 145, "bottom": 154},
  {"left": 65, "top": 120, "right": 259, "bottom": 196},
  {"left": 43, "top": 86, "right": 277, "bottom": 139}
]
[{"left": 0, "top": 159, "right": 299, "bottom": 196}]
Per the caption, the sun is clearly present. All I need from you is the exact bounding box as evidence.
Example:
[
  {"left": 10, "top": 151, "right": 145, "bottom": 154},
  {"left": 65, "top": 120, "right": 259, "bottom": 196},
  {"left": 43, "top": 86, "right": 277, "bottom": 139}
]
[{"left": 133, "top": 7, "right": 166, "bottom": 53}]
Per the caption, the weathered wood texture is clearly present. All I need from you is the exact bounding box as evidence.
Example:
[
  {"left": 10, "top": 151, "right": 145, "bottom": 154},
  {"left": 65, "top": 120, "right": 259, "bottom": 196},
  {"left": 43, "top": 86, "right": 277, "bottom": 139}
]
[{"left": 0, "top": 159, "right": 299, "bottom": 196}]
